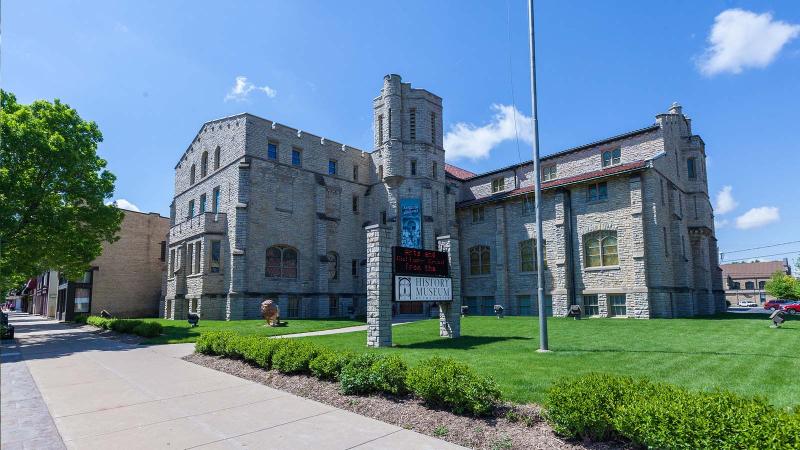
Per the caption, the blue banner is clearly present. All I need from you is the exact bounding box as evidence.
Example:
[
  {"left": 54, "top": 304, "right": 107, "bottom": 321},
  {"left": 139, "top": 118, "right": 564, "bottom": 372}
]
[{"left": 400, "top": 198, "right": 422, "bottom": 249}]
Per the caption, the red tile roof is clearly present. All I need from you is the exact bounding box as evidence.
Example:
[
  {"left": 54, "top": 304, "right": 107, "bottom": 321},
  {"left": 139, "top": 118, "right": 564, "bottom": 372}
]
[
  {"left": 457, "top": 160, "right": 648, "bottom": 207},
  {"left": 720, "top": 261, "right": 789, "bottom": 279},
  {"left": 444, "top": 163, "right": 476, "bottom": 180}
]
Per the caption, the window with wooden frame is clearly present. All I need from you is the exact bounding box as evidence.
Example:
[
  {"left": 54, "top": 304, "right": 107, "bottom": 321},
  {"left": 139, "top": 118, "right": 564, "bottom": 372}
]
[
  {"left": 584, "top": 230, "right": 619, "bottom": 267},
  {"left": 469, "top": 245, "right": 491, "bottom": 275}
]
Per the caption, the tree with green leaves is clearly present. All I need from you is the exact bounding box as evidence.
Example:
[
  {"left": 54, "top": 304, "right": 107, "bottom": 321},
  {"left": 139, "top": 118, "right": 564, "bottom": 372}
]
[
  {"left": 0, "top": 90, "right": 123, "bottom": 291},
  {"left": 764, "top": 271, "right": 800, "bottom": 300}
]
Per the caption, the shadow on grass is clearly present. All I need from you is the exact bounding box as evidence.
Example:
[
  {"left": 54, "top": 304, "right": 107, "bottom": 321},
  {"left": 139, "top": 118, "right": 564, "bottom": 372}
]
[
  {"left": 683, "top": 312, "right": 799, "bottom": 321},
  {"left": 554, "top": 346, "right": 796, "bottom": 359},
  {"left": 395, "top": 335, "right": 530, "bottom": 350}
]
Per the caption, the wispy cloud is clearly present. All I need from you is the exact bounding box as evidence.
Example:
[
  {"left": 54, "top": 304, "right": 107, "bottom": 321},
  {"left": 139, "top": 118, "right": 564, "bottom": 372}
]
[
  {"left": 735, "top": 206, "right": 780, "bottom": 229},
  {"left": 714, "top": 218, "right": 729, "bottom": 229},
  {"left": 225, "top": 76, "right": 277, "bottom": 102},
  {"left": 444, "top": 104, "right": 532, "bottom": 161},
  {"left": 714, "top": 185, "right": 738, "bottom": 214},
  {"left": 697, "top": 9, "right": 800, "bottom": 76},
  {"left": 106, "top": 198, "right": 140, "bottom": 212}
]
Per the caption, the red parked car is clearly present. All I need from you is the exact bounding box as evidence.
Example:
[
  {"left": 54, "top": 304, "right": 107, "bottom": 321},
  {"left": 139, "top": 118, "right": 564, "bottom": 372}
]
[
  {"left": 783, "top": 303, "right": 800, "bottom": 315},
  {"left": 764, "top": 299, "right": 795, "bottom": 311}
]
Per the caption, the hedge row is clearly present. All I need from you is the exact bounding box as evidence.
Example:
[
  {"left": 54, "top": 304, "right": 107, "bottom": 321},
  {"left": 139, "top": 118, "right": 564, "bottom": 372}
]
[
  {"left": 545, "top": 373, "right": 800, "bottom": 449},
  {"left": 85, "top": 316, "right": 163, "bottom": 338},
  {"left": 195, "top": 331, "right": 501, "bottom": 416}
]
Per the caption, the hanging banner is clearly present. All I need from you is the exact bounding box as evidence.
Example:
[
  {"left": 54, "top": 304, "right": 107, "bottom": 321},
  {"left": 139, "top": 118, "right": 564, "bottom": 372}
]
[{"left": 399, "top": 198, "right": 422, "bottom": 249}]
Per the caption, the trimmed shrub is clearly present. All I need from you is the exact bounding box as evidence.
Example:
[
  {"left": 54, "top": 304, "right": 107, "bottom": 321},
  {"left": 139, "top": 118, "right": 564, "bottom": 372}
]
[
  {"left": 544, "top": 373, "right": 641, "bottom": 441},
  {"left": 371, "top": 355, "right": 408, "bottom": 395},
  {"left": 110, "top": 319, "right": 140, "bottom": 334},
  {"left": 132, "top": 321, "right": 162, "bottom": 338},
  {"left": 340, "top": 353, "right": 409, "bottom": 396},
  {"left": 309, "top": 349, "right": 353, "bottom": 381},
  {"left": 339, "top": 353, "right": 383, "bottom": 395},
  {"left": 406, "top": 356, "right": 501, "bottom": 416},
  {"left": 195, "top": 331, "right": 236, "bottom": 355},
  {"left": 86, "top": 316, "right": 112, "bottom": 329},
  {"left": 272, "top": 340, "right": 320, "bottom": 374},
  {"left": 73, "top": 314, "right": 89, "bottom": 324},
  {"left": 242, "top": 337, "right": 285, "bottom": 369},
  {"left": 545, "top": 374, "right": 800, "bottom": 449}
]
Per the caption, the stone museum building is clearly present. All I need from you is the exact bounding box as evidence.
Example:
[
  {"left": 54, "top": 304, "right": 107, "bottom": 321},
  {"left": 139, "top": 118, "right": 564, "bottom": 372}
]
[{"left": 163, "top": 74, "right": 725, "bottom": 321}]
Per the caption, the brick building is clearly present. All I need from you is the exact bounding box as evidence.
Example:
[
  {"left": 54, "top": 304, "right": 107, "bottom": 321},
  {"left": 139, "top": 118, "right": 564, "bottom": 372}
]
[
  {"left": 720, "top": 259, "right": 792, "bottom": 306},
  {"left": 164, "top": 74, "right": 725, "bottom": 320},
  {"left": 54, "top": 210, "right": 169, "bottom": 321}
]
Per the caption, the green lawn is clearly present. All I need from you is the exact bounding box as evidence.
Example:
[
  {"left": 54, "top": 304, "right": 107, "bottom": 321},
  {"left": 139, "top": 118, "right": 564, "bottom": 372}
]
[
  {"left": 141, "top": 318, "right": 365, "bottom": 345},
  {"left": 299, "top": 314, "right": 800, "bottom": 408}
]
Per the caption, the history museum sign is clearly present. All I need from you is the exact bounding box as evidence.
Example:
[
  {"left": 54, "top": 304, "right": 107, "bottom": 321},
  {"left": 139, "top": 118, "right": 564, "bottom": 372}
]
[{"left": 392, "top": 246, "right": 452, "bottom": 302}]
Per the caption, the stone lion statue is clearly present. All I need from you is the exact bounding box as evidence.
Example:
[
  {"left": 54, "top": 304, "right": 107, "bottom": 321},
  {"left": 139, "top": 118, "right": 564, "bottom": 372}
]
[{"left": 261, "top": 299, "right": 280, "bottom": 327}]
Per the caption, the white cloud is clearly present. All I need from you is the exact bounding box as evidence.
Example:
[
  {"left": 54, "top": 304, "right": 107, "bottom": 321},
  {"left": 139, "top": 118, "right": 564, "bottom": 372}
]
[
  {"left": 444, "top": 104, "right": 532, "bottom": 161},
  {"left": 106, "top": 199, "right": 140, "bottom": 212},
  {"left": 224, "top": 76, "right": 277, "bottom": 102},
  {"left": 698, "top": 9, "right": 800, "bottom": 76},
  {"left": 714, "top": 218, "right": 729, "bottom": 229},
  {"left": 735, "top": 206, "right": 780, "bottom": 229},
  {"left": 714, "top": 185, "right": 738, "bottom": 214}
]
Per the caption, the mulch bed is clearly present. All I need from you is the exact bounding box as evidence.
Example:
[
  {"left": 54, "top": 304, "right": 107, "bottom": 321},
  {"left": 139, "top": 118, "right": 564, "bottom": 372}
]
[{"left": 184, "top": 353, "right": 627, "bottom": 450}]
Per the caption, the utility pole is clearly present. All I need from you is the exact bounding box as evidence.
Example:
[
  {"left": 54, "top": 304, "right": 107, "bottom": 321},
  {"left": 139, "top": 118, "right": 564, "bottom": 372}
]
[{"left": 527, "top": 0, "right": 549, "bottom": 351}]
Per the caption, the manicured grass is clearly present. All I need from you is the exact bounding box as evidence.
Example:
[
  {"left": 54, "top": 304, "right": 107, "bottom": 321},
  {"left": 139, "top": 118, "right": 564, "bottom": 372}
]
[
  {"left": 299, "top": 314, "right": 800, "bottom": 408},
  {"left": 141, "top": 318, "right": 366, "bottom": 345}
]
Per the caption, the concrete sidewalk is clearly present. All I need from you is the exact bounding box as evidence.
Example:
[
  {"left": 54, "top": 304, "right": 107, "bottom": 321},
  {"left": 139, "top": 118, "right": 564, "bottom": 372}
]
[{"left": 0, "top": 313, "right": 464, "bottom": 450}]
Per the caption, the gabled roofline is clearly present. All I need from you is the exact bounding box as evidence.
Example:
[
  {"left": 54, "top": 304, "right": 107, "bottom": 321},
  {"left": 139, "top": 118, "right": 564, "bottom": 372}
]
[{"left": 451, "top": 124, "right": 661, "bottom": 182}]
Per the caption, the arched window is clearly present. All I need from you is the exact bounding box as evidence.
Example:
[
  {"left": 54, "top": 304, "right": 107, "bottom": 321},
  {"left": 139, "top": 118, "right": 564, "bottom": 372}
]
[
  {"left": 265, "top": 245, "right": 297, "bottom": 278},
  {"left": 214, "top": 146, "right": 221, "bottom": 170},
  {"left": 602, "top": 148, "right": 621, "bottom": 167},
  {"left": 584, "top": 230, "right": 618, "bottom": 267},
  {"left": 190, "top": 164, "right": 196, "bottom": 185},
  {"left": 469, "top": 245, "right": 491, "bottom": 275},
  {"left": 327, "top": 251, "right": 339, "bottom": 280},
  {"left": 519, "top": 239, "right": 546, "bottom": 272},
  {"left": 200, "top": 151, "right": 209, "bottom": 177}
]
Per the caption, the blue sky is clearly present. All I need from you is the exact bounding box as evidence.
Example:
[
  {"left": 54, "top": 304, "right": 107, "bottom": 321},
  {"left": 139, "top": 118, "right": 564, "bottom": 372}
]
[{"left": 4, "top": 0, "right": 799, "bottom": 266}]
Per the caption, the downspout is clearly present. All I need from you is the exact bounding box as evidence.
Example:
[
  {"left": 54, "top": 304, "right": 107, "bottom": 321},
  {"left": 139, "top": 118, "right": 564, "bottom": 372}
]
[{"left": 564, "top": 188, "right": 577, "bottom": 308}]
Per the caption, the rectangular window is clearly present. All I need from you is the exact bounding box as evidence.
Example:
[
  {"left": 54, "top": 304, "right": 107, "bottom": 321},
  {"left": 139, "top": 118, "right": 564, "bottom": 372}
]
[
  {"left": 491, "top": 177, "right": 505, "bottom": 193},
  {"left": 602, "top": 148, "right": 621, "bottom": 167},
  {"left": 660, "top": 179, "right": 665, "bottom": 205},
  {"left": 609, "top": 294, "right": 626, "bottom": 317},
  {"left": 663, "top": 227, "right": 669, "bottom": 257},
  {"left": 188, "top": 200, "right": 195, "bottom": 218},
  {"left": 481, "top": 297, "right": 494, "bottom": 316},
  {"left": 587, "top": 182, "right": 608, "bottom": 202},
  {"left": 432, "top": 161, "right": 438, "bottom": 179},
  {"left": 471, "top": 206, "right": 485, "bottom": 223},
  {"left": 210, "top": 240, "right": 221, "bottom": 273},
  {"left": 212, "top": 186, "right": 221, "bottom": 213},
  {"left": 328, "top": 159, "right": 337, "bottom": 175},
  {"left": 199, "top": 194, "right": 207, "bottom": 214},
  {"left": 286, "top": 295, "right": 300, "bottom": 318},
  {"left": 291, "top": 149, "right": 302, "bottom": 166},
  {"left": 542, "top": 165, "right": 557, "bottom": 182},
  {"left": 582, "top": 294, "right": 599, "bottom": 316},
  {"left": 410, "top": 160, "right": 417, "bottom": 176},
  {"left": 353, "top": 165, "right": 359, "bottom": 181},
  {"left": 329, "top": 295, "right": 339, "bottom": 317},
  {"left": 74, "top": 288, "right": 91, "bottom": 313},
  {"left": 519, "top": 239, "right": 546, "bottom": 272},
  {"left": 687, "top": 157, "right": 696, "bottom": 179},
  {"left": 380, "top": 211, "right": 387, "bottom": 224},
  {"left": 352, "top": 195, "right": 359, "bottom": 213},
  {"left": 194, "top": 241, "right": 201, "bottom": 274},
  {"left": 378, "top": 115, "right": 384, "bottom": 144},
  {"left": 267, "top": 141, "right": 278, "bottom": 160},
  {"left": 160, "top": 241, "right": 166, "bottom": 261},
  {"left": 352, "top": 259, "right": 358, "bottom": 277},
  {"left": 464, "top": 297, "right": 479, "bottom": 315},
  {"left": 409, "top": 108, "right": 416, "bottom": 140},
  {"left": 430, "top": 112, "right": 436, "bottom": 144},
  {"left": 187, "top": 243, "right": 194, "bottom": 274},
  {"left": 522, "top": 194, "right": 534, "bottom": 215},
  {"left": 169, "top": 249, "right": 176, "bottom": 274},
  {"left": 517, "top": 295, "right": 532, "bottom": 316}
]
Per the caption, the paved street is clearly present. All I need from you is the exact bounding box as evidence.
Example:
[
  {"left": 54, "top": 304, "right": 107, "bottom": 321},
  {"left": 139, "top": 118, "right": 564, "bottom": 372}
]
[{"left": 0, "top": 313, "right": 463, "bottom": 450}]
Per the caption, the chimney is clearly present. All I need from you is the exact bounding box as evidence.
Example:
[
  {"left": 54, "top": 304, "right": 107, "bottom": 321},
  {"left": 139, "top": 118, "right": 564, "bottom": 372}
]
[{"left": 668, "top": 102, "right": 682, "bottom": 115}]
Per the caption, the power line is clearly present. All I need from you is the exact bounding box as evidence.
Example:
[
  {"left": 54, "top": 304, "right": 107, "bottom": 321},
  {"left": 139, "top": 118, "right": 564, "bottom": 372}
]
[
  {"left": 721, "top": 250, "right": 800, "bottom": 263},
  {"left": 721, "top": 240, "right": 800, "bottom": 255}
]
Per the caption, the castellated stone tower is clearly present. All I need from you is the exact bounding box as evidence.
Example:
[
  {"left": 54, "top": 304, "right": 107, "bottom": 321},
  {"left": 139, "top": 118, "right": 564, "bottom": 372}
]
[{"left": 370, "top": 74, "right": 454, "bottom": 250}]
